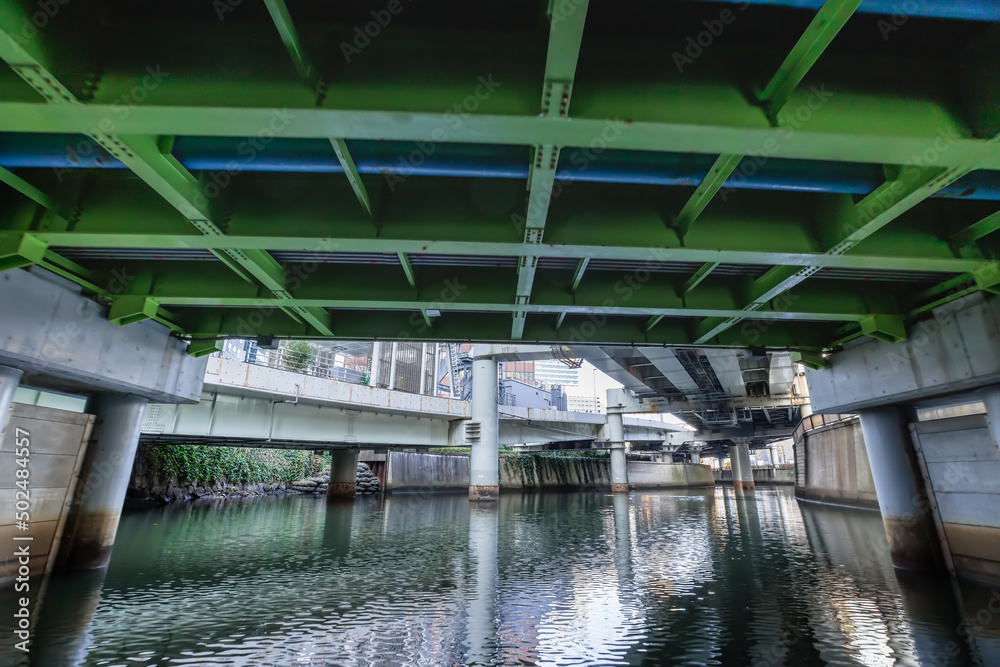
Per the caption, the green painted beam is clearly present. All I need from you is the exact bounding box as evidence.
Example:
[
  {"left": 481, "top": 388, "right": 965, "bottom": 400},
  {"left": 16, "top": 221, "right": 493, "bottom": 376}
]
[
  {"left": 570, "top": 258, "right": 590, "bottom": 292},
  {"left": 0, "top": 11, "right": 335, "bottom": 336},
  {"left": 397, "top": 251, "right": 416, "bottom": 288},
  {"left": 0, "top": 101, "right": 995, "bottom": 170},
  {"left": 29, "top": 231, "right": 987, "bottom": 274},
  {"left": 555, "top": 312, "right": 566, "bottom": 329},
  {"left": 644, "top": 315, "right": 665, "bottom": 332},
  {"left": 672, "top": 155, "right": 742, "bottom": 239},
  {"left": 0, "top": 167, "right": 56, "bottom": 210},
  {"left": 948, "top": 209, "right": 1000, "bottom": 247},
  {"left": 262, "top": 0, "right": 316, "bottom": 85},
  {"left": 331, "top": 138, "right": 374, "bottom": 218},
  {"left": 758, "top": 0, "right": 863, "bottom": 121},
  {"left": 261, "top": 0, "right": 374, "bottom": 220},
  {"left": 859, "top": 313, "right": 907, "bottom": 343},
  {"left": 693, "top": 162, "right": 986, "bottom": 343},
  {"left": 187, "top": 340, "right": 224, "bottom": 358},
  {"left": 118, "top": 292, "right": 873, "bottom": 324},
  {"left": 513, "top": 0, "right": 590, "bottom": 339},
  {"left": 679, "top": 262, "right": 721, "bottom": 297},
  {"left": 0, "top": 233, "right": 47, "bottom": 272}
]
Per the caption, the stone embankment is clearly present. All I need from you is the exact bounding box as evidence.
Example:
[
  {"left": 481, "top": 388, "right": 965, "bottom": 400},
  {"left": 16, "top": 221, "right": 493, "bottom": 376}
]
[{"left": 127, "top": 462, "right": 381, "bottom": 503}]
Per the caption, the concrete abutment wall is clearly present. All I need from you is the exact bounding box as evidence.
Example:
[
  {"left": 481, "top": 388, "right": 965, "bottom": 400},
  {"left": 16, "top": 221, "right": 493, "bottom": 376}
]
[{"left": 382, "top": 451, "right": 715, "bottom": 493}]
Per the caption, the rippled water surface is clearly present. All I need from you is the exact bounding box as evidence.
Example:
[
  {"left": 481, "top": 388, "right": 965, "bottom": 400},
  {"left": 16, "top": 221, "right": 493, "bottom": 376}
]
[{"left": 3, "top": 487, "right": 999, "bottom": 666}]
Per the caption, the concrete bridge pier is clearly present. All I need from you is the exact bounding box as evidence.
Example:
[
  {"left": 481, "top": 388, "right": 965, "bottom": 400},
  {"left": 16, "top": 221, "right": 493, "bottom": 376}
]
[
  {"left": 857, "top": 407, "right": 944, "bottom": 572},
  {"left": 729, "top": 441, "right": 755, "bottom": 494},
  {"left": 469, "top": 345, "right": 500, "bottom": 501},
  {"left": 327, "top": 449, "right": 360, "bottom": 501},
  {"left": 979, "top": 385, "right": 1000, "bottom": 454},
  {"left": 59, "top": 394, "right": 147, "bottom": 571},
  {"left": 0, "top": 365, "right": 22, "bottom": 434},
  {"left": 605, "top": 389, "right": 629, "bottom": 493}
]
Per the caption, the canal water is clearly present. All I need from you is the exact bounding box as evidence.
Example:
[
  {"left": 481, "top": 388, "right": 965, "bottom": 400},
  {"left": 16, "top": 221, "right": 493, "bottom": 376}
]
[{"left": 3, "top": 487, "right": 999, "bottom": 666}]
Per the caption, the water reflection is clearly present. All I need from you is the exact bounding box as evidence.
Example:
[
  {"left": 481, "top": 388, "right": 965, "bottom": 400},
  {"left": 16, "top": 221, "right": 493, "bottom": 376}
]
[{"left": 0, "top": 488, "right": 997, "bottom": 666}]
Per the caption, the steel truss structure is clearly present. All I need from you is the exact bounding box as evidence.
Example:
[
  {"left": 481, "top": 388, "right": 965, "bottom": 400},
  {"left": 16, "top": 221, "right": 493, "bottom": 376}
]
[{"left": 0, "top": 0, "right": 999, "bottom": 363}]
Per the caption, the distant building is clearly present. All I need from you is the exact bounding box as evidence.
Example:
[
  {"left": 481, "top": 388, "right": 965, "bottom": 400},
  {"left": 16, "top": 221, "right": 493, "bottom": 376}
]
[
  {"left": 534, "top": 359, "right": 580, "bottom": 388},
  {"left": 567, "top": 395, "right": 602, "bottom": 414}
]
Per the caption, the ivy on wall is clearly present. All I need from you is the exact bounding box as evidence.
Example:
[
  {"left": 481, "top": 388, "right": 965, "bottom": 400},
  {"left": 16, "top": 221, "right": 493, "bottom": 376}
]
[
  {"left": 501, "top": 451, "right": 609, "bottom": 488},
  {"left": 142, "top": 445, "right": 325, "bottom": 484}
]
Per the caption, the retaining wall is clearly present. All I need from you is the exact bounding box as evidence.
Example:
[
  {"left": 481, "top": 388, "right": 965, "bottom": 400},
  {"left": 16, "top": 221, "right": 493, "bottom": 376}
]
[
  {"left": 1, "top": 404, "right": 93, "bottom": 587},
  {"left": 714, "top": 466, "right": 795, "bottom": 486},
  {"left": 795, "top": 418, "right": 878, "bottom": 509},
  {"left": 911, "top": 415, "right": 1000, "bottom": 584},
  {"left": 383, "top": 452, "right": 714, "bottom": 492}
]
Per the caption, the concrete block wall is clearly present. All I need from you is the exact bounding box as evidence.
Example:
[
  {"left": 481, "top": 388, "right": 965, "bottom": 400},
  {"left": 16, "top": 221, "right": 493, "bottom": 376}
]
[
  {"left": 627, "top": 462, "right": 715, "bottom": 488},
  {"left": 382, "top": 452, "right": 715, "bottom": 493},
  {"left": 384, "top": 452, "right": 471, "bottom": 493},
  {"left": 795, "top": 418, "right": 878, "bottom": 509},
  {"left": 911, "top": 415, "right": 1000, "bottom": 583},
  {"left": 714, "top": 466, "right": 795, "bottom": 485},
  {"left": 0, "top": 404, "right": 93, "bottom": 586}
]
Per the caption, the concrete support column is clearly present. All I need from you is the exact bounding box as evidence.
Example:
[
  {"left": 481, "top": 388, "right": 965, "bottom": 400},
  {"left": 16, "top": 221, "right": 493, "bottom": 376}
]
[
  {"left": 469, "top": 345, "right": 499, "bottom": 501},
  {"left": 608, "top": 412, "right": 628, "bottom": 493},
  {"left": 0, "top": 365, "right": 23, "bottom": 437},
  {"left": 419, "top": 343, "right": 428, "bottom": 395},
  {"left": 606, "top": 391, "right": 628, "bottom": 493},
  {"left": 388, "top": 342, "right": 399, "bottom": 390},
  {"left": 981, "top": 385, "right": 1000, "bottom": 453},
  {"left": 858, "top": 407, "right": 944, "bottom": 572},
  {"left": 368, "top": 341, "right": 381, "bottom": 387},
  {"left": 729, "top": 442, "right": 755, "bottom": 494},
  {"left": 60, "top": 394, "right": 147, "bottom": 571},
  {"left": 327, "top": 449, "right": 359, "bottom": 501}
]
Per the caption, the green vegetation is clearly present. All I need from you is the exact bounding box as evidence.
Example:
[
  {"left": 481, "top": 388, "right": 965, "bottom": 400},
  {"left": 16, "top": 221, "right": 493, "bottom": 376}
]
[
  {"left": 501, "top": 451, "right": 609, "bottom": 488},
  {"left": 142, "top": 444, "right": 325, "bottom": 484},
  {"left": 281, "top": 340, "right": 313, "bottom": 373}
]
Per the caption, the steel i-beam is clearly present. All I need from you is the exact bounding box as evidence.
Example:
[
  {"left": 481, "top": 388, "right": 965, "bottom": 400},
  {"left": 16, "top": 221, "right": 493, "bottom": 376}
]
[{"left": 512, "top": 0, "right": 590, "bottom": 340}]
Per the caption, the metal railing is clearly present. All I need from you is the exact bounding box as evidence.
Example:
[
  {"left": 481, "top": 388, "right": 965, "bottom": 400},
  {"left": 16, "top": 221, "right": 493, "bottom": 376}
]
[
  {"left": 791, "top": 412, "right": 857, "bottom": 444},
  {"left": 218, "top": 344, "right": 366, "bottom": 384}
]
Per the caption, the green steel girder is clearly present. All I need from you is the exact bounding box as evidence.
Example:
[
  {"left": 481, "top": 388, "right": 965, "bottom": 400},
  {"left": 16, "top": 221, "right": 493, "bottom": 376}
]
[
  {"left": 262, "top": 0, "right": 317, "bottom": 87},
  {"left": 513, "top": 0, "right": 590, "bottom": 340},
  {"left": 692, "top": 160, "right": 994, "bottom": 344},
  {"left": 95, "top": 261, "right": 907, "bottom": 325},
  {"left": 757, "top": 0, "right": 863, "bottom": 122},
  {"left": 0, "top": 3, "right": 997, "bottom": 352},
  {"left": 0, "top": 166, "right": 56, "bottom": 210},
  {"left": 672, "top": 154, "right": 743, "bottom": 240},
  {"left": 671, "top": 0, "right": 859, "bottom": 240},
  {"left": 24, "top": 231, "right": 986, "bottom": 275},
  {"left": 0, "top": 10, "right": 335, "bottom": 337},
  {"left": 176, "top": 308, "right": 839, "bottom": 349},
  {"left": 259, "top": 0, "right": 375, "bottom": 219},
  {"left": 0, "top": 101, "right": 995, "bottom": 171},
  {"left": 949, "top": 209, "right": 1000, "bottom": 248}
]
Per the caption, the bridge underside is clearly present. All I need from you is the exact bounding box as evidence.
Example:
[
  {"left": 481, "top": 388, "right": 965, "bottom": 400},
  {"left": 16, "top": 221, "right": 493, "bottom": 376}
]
[{"left": 0, "top": 1, "right": 998, "bottom": 354}]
